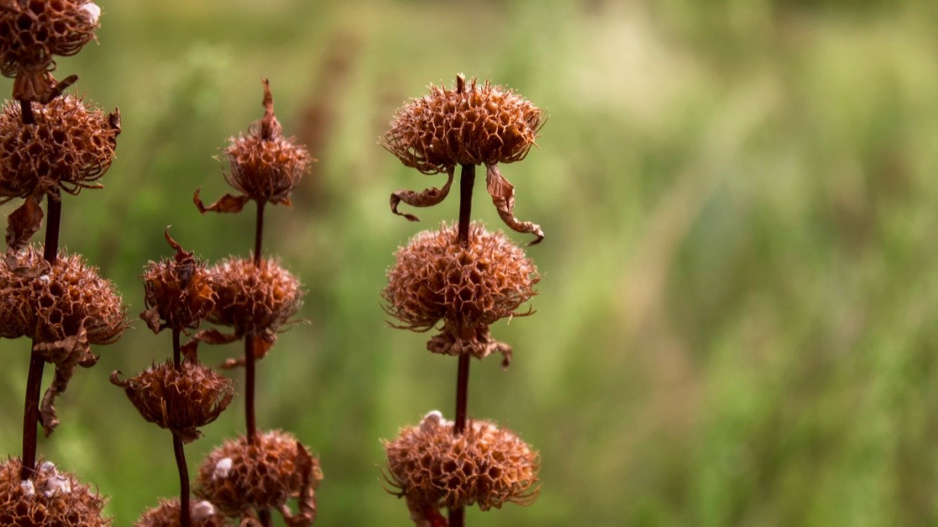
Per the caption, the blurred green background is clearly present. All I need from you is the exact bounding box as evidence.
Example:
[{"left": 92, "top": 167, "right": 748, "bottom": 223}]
[{"left": 2, "top": 0, "right": 938, "bottom": 525}]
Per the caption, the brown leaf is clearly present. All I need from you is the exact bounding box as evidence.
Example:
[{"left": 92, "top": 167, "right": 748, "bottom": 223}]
[
  {"left": 193, "top": 188, "right": 251, "bottom": 214},
  {"left": 390, "top": 166, "right": 454, "bottom": 222},
  {"left": 485, "top": 163, "right": 544, "bottom": 245},
  {"left": 6, "top": 195, "right": 43, "bottom": 252},
  {"left": 140, "top": 305, "right": 163, "bottom": 334}
]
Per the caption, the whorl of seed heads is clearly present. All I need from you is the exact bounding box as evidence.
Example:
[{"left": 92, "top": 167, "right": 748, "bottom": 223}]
[
  {"left": 196, "top": 430, "right": 322, "bottom": 526},
  {"left": 140, "top": 230, "right": 215, "bottom": 333},
  {"left": 381, "top": 74, "right": 543, "bottom": 174},
  {"left": 0, "top": 246, "right": 126, "bottom": 433},
  {"left": 135, "top": 498, "right": 230, "bottom": 527},
  {"left": 0, "top": 0, "right": 100, "bottom": 73},
  {"left": 383, "top": 223, "right": 538, "bottom": 359},
  {"left": 0, "top": 458, "right": 109, "bottom": 526},
  {"left": 110, "top": 360, "right": 234, "bottom": 444},
  {"left": 384, "top": 411, "right": 540, "bottom": 517},
  {"left": 0, "top": 95, "right": 120, "bottom": 202},
  {"left": 208, "top": 257, "right": 302, "bottom": 344}
]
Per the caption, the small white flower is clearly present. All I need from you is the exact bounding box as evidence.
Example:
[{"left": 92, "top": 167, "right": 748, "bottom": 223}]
[
  {"left": 191, "top": 500, "right": 216, "bottom": 521},
  {"left": 79, "top": 3, "right": 101, "bottom": 25},
  {"left": 38, "top": 461, "right": 56, "bottom": 475},
  {"left": 19, "top": 479, "right": 35, "bottom": 497},
  {"left": 420, "top": 410, "right": 446, "bottom": 432},
  {"left": 213, "top": 457, "right": 232, "bottom": 480},
  {"left": 42, "top": 475, "right": 71, "bottom": 497}
]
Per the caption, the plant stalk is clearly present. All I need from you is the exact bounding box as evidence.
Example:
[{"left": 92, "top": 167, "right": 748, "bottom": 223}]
[
  {"left": 20, "top": 193, "right": 62, "bottom": 480},
  {"left": 170, "top": 328, "right": 191, "bottom": 526},
  {"left": 245, "top": 200, "right": 266, "bottom": 445}
]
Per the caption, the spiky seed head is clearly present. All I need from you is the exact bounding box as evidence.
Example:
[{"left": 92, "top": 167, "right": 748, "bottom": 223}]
[
  {"left": 384, "top": 413, "right": 540, "bottom": 516},
  {"left": 0, "top": 0, "right": 100, "bottom": 77},
  {"left": 140, "top": 231, "right": 215, "bottom": 333},
  {"left": 381, "top": 74, "right": 543, "bottom": 174},
  {"left": 207, "top": 257, "right": 302, "bottom": 344},
  {"left": 383, "top": 223, "right": 538, "bottom": 358},
  {"left": 111, "top": 360, "right": 234, "bottom": 443},
  {"left": 134, "top": 498, "right": 230, "bottom": 527},
  {"left": 195, "top": 431, "right": 322, "bottom": 522},
  {"left": 0, "top": 457, "right": 109, "bottom": 526},
  {"left": 0, "top": 96, "right": 120, "bottom": 202}
]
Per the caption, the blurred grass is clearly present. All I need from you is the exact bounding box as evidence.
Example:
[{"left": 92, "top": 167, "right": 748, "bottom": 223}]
[{"left": 1, "top": 0, "right": 938, "bottom": 525}]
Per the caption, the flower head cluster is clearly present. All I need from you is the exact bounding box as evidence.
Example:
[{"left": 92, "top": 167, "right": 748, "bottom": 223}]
[
  {"left": 196, "top": 430, "right": 322, "bottom": 526},
  {"left": 111, "top": 360, "right": 234, "bottom": 444},
  {"left": 384, "top": 411, "right": 539, "bottom": 521},
  {"left": 0, "top": 458, "right": 109, "bottom": 526},
  {"left": 135, "top": 498, "right": 230, "bottom": 527},
  {"left": 0, "top": 0, "right": 100, "bottom": 102},
  {"left": 383, "top": 222, "right": 537, "bottom": 362},
  {"left": 141, "top": 230, "right": 215, "bottom": 334},
  {"left": 194, "top": 80, "right": 312, "bottom": 213},
  {"left": 0, "top": 246, "right": 126, "bottom": 434}
]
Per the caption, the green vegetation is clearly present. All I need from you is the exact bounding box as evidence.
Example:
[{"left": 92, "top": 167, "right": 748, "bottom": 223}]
[{"left": 2, "top": 0, "right": 938, "bottom": 524}]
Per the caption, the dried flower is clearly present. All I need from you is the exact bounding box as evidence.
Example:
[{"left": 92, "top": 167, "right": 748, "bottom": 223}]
[
  {"left": 140, "top": 230, "right": 215, "bottom": 333},
  {"left": 384, "top": 411, "right": 540, "bottom": 522},
  {"left": 382, "top": 74, "right": 544, "bottom": 243},
  {"left": 383, "top": 223, "right": 538, "bottom": 364},
  {"left": 193, "top": 256, "right": 302, "bottom": 367},
  {"left": 110, "top": 360, "right": 234, "bottom": 444},
  {"left": 194, "top": 79, "right": 312, "bottom": 214},
  {"left": 0, "top": 0, "right": 100, "bottom": 102},
  {"left": 196, "top": 430, "right": 322, "bottom": 527},
  {"left": 135, "top": 498, "right": 230, "bottom": 527},
  {"left": 0, "top": 245, "right": 127, "bottom": 434},
  {"left": 0, "top": 458, "right": 110, "bottom": 526}
]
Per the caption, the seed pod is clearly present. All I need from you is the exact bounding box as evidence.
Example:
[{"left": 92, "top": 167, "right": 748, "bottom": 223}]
[
  {"left": 0, "top": 458, "right": 109, "bottom": 526},
  {"left": 140, "top": 230, "right": 215, "bottom": 333},
  {"left": 135, "top": 498, "right": 230, "bottom": 527}
]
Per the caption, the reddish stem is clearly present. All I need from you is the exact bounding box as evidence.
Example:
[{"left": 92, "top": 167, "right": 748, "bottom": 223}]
[
  {"left": 20, "top": 194, "right": 62, "bottom": 480},
  {"left": 170, "top": 328, "right": 191, "bottom": 526},
  {"left": 19, "top": 100, "right": 34, "bottom": 125}
]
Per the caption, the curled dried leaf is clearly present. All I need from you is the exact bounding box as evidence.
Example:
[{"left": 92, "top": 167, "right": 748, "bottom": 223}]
[
  {"left": 193, "top": 189, "right": 251, "bottom": 214},
  {"left": 390, "top": 167, "right": 454, "bottom": 222},
  {"left": 486, "top": 163, "right": 543, "bottom": 245},
  {"left": 5, "top": 195, "right": 43, "bottom": 252}
]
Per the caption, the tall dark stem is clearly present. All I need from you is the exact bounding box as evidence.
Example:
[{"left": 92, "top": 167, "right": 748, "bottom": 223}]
[
  {"left": 245, "top": 201, "right": 266, "bottom": 446},
  {"left": 171, "top": 328, "right": 191, "bottom": 527},
  {"left": 449, "top": 164, "right": 475, "bottom": 527},
  {"left": 20, "top": 193, "right": 62, "bottom": 480},
  {"left": 19, "top": 100, "right": 34, "bottom": 125}
]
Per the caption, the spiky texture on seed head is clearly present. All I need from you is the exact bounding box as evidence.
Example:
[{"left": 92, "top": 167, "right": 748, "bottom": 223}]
[
  {"left": 0, "top": 95, "right": 119, "bottom": 202},
  {"left": 381, "top": 74, "right": 542, "bottom": 174},
  {"left": 0, "top": 457, "right": 110, "bottom": 526},
  {"left": 384, "top": 412, "right": 540, "bottom": 518},
  {"left": 140, "top": 231, "right": 215, "bottom": 333},
  {"left": 0, "top": 0, "right": 100, "bottom": 76},
  {"left": 111, "top": 360, "right": 234, "bottom": 444},
  {"left": 134, "top": 498, "right": 230, "bottom": 527}
]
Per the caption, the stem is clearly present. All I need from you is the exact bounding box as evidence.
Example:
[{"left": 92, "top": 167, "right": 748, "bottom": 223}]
[
  {"left": 457, "top": 164, "right": 475, "bottom": 247},
  {"left": 258, "top": 509, "right": 272, "bottom": 527},
  {"left": 245, "top": 200, "right": 265, "bottom": 444},
  {"left": 254, "top": 200, "right": 265, "bottom": 266},
  {"left": 170, "top": 329, "right": 190, "bottom": 527},
  {"left": 20, "top": 193, "right": 63, "bottom": 480},
  {"left": 19, "top": 100, "right": 34, "bottom": 125},
  {"left": 172, "top": 328, "right": 181, "bottom": 368}
]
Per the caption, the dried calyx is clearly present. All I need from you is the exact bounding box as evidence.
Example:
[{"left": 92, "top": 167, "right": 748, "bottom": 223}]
[
  {"left": 383, "top": 222, "right": 538, "bottom": 366},
  {"left": 196, "top": 430, "right": 322, "bottom": 527},
  {"left": 0, "top": 458, "right": 109, "bottom": 526},
  {"left": 110, "top": 360, "right": 234, "bottom": 443},
  {"left": 135, "top": 497, "right": 230, "bottom": 527},
  {"left": 382, "top": 74, "right": 544, "bottom": 243},
  {"left": 140, "top": 230, "right": 215, "bottom": 334},
  {"left": 0, "top": 0, "right": 101, "bottom": 103},
  {"left": 0, "top": 245, "right": 126, "bottom": 434},
  {"left": 194, "top": 79, "right": 313, "bottom": 214},
  {"left": 383, "top": 411, "right": 540, "bottom": 524}
]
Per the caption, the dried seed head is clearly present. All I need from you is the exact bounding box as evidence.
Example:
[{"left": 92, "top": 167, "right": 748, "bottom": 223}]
[
  {"left": 0, "top": 0, "right": 100, "bottom": 101},
  {"left": 110, "top": 360, "right": 234, "bottom": 444},
  {"left": 208, "top": 257, "right": 303, "bottom": 346},
  {"left": 140, "top": 230, "right": 215, "bottom": 333},
  {"left": 196, "top": 431, "right": 322, "bottom": 525},
  {"left": 0, "top": 457, "right": 109, "bottom": 526},
  {"left": 0, "top": 246, "right": 127, "bottom": 434},
  {"left": 0, "top": 95, "right": 120, "bottom": 202},
  {"left": 381, "top": 74, "right": 543, "bottom": 175},
  {"left": 135, "top": 498, "right": 230, "bottom": 527},
  {"left": 384, "top": 412, "right": 540, "bottom": 517},
  {"left": 383, "top": 223, "right": 538, "bottom": 360}
]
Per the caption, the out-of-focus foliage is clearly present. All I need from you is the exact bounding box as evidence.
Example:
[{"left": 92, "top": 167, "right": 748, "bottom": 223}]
[{"left": 1, "top": 0, "right": 938, "bottom": 525}]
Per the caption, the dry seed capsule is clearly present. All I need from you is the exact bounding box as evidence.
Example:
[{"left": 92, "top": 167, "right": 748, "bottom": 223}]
[{"left": 0, "top": 458, "right": 109, "bottom": 526}]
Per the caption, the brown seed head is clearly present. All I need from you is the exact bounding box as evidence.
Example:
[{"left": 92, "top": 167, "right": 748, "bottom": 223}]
[
  {"left": 381, "top": 74, "right": 543, "bottom": 174},
  {"left": 383, "top": 223, "right": 538, "bottom": 359},
  {"left": 384, "top": 411, "right": 540, "bottom": 516},
  {"left": 0, "top": 0, "right": 100, "bottom": 84},
  {"left": 0, "top": 95, "right": 120, "bottom": 202},
  {"left": 208, "top": 257, "right": 303, "bottom": 344},
  {"left": 110, "top": 360, "right": 234, "bottom": 444},
  {"left": 0, "top": 457, "right": 110, "bottom": 526},
  {"left": 196, "top": 431, "right": 322, "bottom": 525},
  {"left": 140, "top": 230, "right": 215, "bottom": 333},
  {"left": 135, "top": 498, "right": 230, "bottom": 527}
]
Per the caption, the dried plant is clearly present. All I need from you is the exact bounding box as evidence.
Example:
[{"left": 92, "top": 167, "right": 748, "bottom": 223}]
[
  {"left": 134, "top": 498, "right": 229, "bottom": 527},
  {"left": 0, "top": 458, "right": 109, "bottom": 526}
]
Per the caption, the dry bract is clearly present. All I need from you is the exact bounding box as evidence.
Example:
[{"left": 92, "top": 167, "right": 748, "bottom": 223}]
[
  {"left": 383, "top": 222, "right": 538, "bottom": 361},
  {"left": 141, "top": 230, "right": 215, "bottom": 333},
  {"left": 135, "top": 498, "right": 230, "bottom": 527},
  {"left": 0, "top": 246, "right": 126, "bottom": 434},
  {"left": 384, "top": 412, "right": 540, "bottom": 522},
  {"left": 110, "top": 360, "right": 234, "bottom": 444},
  {"left": 196, "top": 430, "right": 322, "bottom": 527},
  {"left": 0, "top": 457, "right": 109, "bottom": 526}
]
